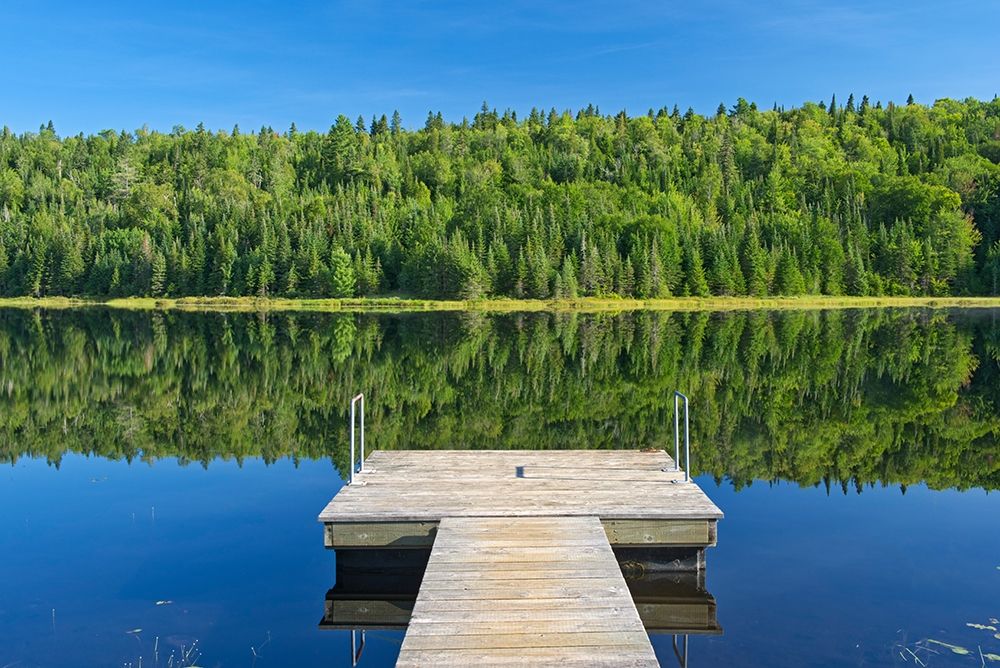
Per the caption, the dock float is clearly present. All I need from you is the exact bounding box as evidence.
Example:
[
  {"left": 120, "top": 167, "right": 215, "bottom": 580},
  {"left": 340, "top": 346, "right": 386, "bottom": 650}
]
[{"left": 318, "top": 449, "right": 723, "bottom": 665}]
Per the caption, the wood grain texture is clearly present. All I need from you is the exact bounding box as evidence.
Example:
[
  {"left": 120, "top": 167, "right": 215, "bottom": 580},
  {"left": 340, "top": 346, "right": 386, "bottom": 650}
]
[
  {"left": 318, "top": 449, "right": 723, "bottom": 524},
  {"left": 326, "top": 521, "right": 437, "bottom": 548},
  {"left": 396, "top": 516, "right": 658, "bottom": 667}
]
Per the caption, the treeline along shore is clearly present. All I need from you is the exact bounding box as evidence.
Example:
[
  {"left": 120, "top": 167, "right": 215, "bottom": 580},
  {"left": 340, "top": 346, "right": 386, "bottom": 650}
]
[
  {"left": 1, "top": 308, "right": 998, "bottom": 492},
  {"left": 1, "top": 96, "right": 999, "bottom": 301}
]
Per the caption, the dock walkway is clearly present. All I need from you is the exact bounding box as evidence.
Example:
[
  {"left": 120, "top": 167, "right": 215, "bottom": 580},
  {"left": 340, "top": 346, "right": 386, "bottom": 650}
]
[
  {"left": 319, "top": 449, "right": 722, "bottom": 665},
  {"left": 396, "top": 516, "right": 657, "bottom": 666}
]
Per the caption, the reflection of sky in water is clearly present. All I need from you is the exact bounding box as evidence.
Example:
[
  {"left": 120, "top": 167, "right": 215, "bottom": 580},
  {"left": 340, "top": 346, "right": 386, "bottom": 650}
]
[{"left": 2, "top": 455, "right": 998, "bottom": 667}]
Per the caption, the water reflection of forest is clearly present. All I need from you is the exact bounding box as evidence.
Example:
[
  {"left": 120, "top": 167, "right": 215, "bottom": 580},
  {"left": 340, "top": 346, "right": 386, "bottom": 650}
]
[{"left": 1, "top": 308, "right": 998, "bottom": 490}]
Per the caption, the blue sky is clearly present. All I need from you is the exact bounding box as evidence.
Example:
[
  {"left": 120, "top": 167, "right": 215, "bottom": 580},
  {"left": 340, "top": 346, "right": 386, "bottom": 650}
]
[{"left": 2, "top": 0, "right": 998, "bottom": 134}]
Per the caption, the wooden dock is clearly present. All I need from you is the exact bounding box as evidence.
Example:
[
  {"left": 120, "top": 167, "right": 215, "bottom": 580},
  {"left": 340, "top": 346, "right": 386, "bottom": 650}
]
[
  {"left": 397, "top": 516, "right": 656, "bottom": 666},
  {"left": 318, "top": 449, "right": 722, "bottom": 665}
]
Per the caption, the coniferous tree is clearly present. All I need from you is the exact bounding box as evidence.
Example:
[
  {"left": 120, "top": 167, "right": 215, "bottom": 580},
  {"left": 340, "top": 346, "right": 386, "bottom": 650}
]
[
  {"left": 683, "top": 242, "right": 710, "bottom": 296},
  {"left": 742, "top": 228, "right": 769, "bottom": 297},
  {"left": 775, "top": 248, "right": 806, "bottom": 294},
  {"left": 151, "top": 251, "right": 167, "bottom": 296},
  {"left": 845, "top": 245, "right": 870, "bottom": 296},
  {"left": 329, "top": 246, "right": 356, "bottom": 297},
  {"left": 560, "top": 256, "right": 579, "bottom": 298}
]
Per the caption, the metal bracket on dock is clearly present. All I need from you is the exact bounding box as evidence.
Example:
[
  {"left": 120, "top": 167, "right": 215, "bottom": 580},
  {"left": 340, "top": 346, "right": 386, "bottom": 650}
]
[
  {"left": 349, "top": 393, "right": 365, "bottom": 485},
  {"left": 673, "top": 391, "right": 691, "bottom": 483}
]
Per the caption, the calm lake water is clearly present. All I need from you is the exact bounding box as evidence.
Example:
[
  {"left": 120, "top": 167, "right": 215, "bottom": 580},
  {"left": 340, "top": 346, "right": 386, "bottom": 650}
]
[{"left": 1, "top": 307, "right": 999, "bottom": 667}]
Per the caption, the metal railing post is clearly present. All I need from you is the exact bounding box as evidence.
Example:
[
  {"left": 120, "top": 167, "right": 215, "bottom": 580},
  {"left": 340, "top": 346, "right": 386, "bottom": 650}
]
[
  {"left": 349, "top": 393, "right": 364, "bottom": 485},
  {"left": 672, "top": 634, "right": 689, "bottom": 668},
  {"left": 351, "top": 628, "right": 366, "bottom": 666}
]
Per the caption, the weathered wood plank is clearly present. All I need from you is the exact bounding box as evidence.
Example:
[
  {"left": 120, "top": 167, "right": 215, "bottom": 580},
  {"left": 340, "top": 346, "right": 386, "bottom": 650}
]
[
  {"left": 420, "top": 567, "right": 617, "bottom": 581},
  {"left": 396, "top": 647, "right": 659, "bottom": 667},
  {"left": 397, "top": 516, "right": 657, "bottom": 664},
  {"left": 401, "top": 630, "right": 653, "bottom": 650},
  {"left": 318, "top": 449, "right": 724, "bottom": 526},
  {"left": 407, "top": 606, "right": 636, "bottom": 623},
  {"left": 410, "top": 598, "right": 636, "bottom": 613},
  {"left": 603, "top": 519, "right": 711, "bottom": 545},
  {"left": 325, "top": 521, "right": 437, "bottom": 548}
]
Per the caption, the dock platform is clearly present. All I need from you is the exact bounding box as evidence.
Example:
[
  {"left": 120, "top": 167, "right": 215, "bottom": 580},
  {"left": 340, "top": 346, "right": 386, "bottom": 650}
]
[
  {"left": 397, "top": 516, "right": 656, "bottom": 666},
  {"left": 318, "top": 449, "right": 722, "bottom": 665}
]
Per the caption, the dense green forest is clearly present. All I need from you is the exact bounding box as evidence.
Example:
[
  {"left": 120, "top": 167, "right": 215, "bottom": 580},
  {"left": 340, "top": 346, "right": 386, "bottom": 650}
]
[
  {"left": 2, "top": 97, "right": 1000, "bottom": 300},
  {"left": 1, "top": 308, "right": 998, "bottom": 491}
]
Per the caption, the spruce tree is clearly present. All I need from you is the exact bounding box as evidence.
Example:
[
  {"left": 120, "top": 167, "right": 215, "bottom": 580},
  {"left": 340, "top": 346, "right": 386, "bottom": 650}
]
[
  {"left": 683, "top": 243, "right": 710, "bottom": 296},
  {"left": 560, "top": 256, "right": 579, "bottom": 299},
  {"left": 741, "top": 228, "right": 769, "bottom": 297},
  {"left": 329, "top": 246, "right": 356, "bottom": 297},
  {"left": 151, "top": 251, "right": 167, "bottom": 296},
  {"left": 285, "top": 262, "right": 299, "bottom": 295},
  {"left": 845, "top": 246, "right": 869, "bottom": 296},
  {"left": 775, "top": 248, "right": 806, "bottom": 294}
]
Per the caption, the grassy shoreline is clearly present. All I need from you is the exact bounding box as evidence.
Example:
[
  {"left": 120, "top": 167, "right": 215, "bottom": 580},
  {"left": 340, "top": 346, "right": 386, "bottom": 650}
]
[{"left": 1, "top": 294, "right": 1000, "bottom": 313}]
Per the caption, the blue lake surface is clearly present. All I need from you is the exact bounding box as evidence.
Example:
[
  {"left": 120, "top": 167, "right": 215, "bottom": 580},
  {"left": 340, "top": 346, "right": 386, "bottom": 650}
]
[{"left": 1, "top": 307, "right": 999, "bottom": 666}]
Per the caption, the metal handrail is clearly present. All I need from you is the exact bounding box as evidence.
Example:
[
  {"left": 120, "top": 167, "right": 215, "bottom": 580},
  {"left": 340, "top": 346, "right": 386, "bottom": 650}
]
[
  {"left": 349, "top": 393, "right": 365, "bottom": 485},
  {"left": 351, "top": 628, "right": 366, "bottom": 666},
  {"left": 673, "top": 391, "right": 690, "bottom": 483},
  {"left": 672, "top": 634, "right": 689, "bottom": 667}
]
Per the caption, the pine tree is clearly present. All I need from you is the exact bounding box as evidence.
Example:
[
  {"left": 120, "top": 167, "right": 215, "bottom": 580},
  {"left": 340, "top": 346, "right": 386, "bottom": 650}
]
[
  {"left": 845, "top": 245, "right": 869, "bottom": 296},
  {"left": 683, "top": 243, "right": 710, "bottom": 296},
  {"left": 57, "top": 241, "right": 84, "bottom": 294},
  {"left": 285, "top": 262, "right": 299, "bottom": 295},
  {"left": 527, "top": 239, "right": 551, "bottom": 298},
  {"left": 741, "top": 228, "right": 769, "bottom": 297},
  {"left": 212, "top": 227, "right": 236, "bottom": 295},
  {"left": 329, "top": 246, "right": 356, "bottom": 297},
  {"left": 257, "top": 256, "right": 274, "bottom": 297},
  {"left": 560, "top": 256, "right": 579, "bottom": 299},
  {"left": 28, "top": 239, "right": 47, "bottom": 297},
  {"left": 648, "top": 240, "right": 666, "bottom": 297},
  {"left": 774, "top": 248, "right": 806, "bottom": 294},
  {"left": 514, "top": 249, "right": 527, "bottom": 298},
  {"left": 619, "top": 255, "right": 636, "bottom": 297},
  {"left": 151, "top": 251, "right": 167, "bottom": 296}
]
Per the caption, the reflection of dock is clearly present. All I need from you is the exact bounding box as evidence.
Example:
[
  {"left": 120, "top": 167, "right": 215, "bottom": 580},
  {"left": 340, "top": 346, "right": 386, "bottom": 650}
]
[
  {"left": 627, "top": 570, "right": 722, "bottom": 636},
  {"left": 321, "top": 548, "right": 427, "bottom": 631},
  {"left": 322, "top": 548, "right": 722, "bottom": 636},
  {"left": 318, "top": 450, "right": 722, "bottom": 665}
]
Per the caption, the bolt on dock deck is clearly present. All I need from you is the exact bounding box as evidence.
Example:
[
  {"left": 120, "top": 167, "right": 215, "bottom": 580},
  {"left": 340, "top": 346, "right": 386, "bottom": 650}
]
[{"left": 318, "top": 449, "right": 723, "bottom": 665}]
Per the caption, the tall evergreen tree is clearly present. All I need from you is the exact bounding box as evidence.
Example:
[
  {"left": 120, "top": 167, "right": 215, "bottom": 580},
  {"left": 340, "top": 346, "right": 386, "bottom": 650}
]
[{"left": 329, "top": 246, "right": 356, "bottom": 297}]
